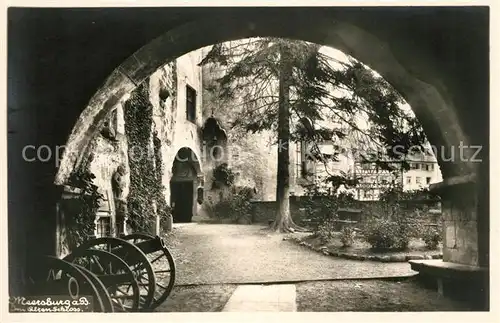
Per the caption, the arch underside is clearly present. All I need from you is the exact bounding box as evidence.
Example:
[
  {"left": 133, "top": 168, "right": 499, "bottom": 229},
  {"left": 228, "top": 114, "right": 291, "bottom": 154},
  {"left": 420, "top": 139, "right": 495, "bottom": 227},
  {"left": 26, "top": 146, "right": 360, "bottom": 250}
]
[{"left": 172, "top": 147, "right": 202, "bottom": 180}]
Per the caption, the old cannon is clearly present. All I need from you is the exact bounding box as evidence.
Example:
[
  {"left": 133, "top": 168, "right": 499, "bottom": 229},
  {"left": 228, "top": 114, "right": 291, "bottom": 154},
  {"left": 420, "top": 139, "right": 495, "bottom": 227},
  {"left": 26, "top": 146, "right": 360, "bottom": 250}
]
[{"left": 25, "top": 233, "right": 176, "bottom": 312}]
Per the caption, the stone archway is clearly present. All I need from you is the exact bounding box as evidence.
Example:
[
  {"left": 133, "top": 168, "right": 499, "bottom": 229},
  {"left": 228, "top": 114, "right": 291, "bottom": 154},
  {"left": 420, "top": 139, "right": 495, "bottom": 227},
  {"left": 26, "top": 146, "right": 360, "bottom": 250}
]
[
  {"left": 7, "top": 8, "right": 488, "bottom": 302},
  {"left": 170, "top": 147, "right": 203, "bottom": 223}
]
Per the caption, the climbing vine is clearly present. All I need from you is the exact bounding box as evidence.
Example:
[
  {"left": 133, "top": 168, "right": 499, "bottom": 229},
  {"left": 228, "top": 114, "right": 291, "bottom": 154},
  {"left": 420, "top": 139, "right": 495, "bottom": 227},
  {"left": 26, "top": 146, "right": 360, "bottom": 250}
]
[
  {"left": 211, "top": 163, "right": 236, "bottom": 189},
  {"left": 124, "top": 81, "right": 157, "bottom": 233},
  {"left": 124, "top": 80, "right": 171, "bottom": 233},
  {"left": 65, "top": 152, "right": 103, "bottom": 250},
  {"left": 153, "top": 130, "right": 172, "bottom": 230}
]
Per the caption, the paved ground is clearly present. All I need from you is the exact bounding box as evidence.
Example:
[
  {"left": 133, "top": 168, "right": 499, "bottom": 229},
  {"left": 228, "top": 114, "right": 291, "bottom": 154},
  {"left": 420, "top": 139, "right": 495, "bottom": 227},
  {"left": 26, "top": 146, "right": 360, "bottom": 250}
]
[
  {"left": 222, "top": 284, "right": 297, "bottom": 312},
  {"left": 162, "top": 223, "right": 416, "bottom": 285}
]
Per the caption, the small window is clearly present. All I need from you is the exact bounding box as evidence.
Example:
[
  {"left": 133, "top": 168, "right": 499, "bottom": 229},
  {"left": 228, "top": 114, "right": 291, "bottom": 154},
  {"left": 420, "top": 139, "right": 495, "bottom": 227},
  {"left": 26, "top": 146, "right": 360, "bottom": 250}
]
[
  {"left": 186, "top": 85, "right": 197, "bottom": 122},
  {"left": 416, "top": 177, "right": 422, "bottom": 185},
  {"left": 426, "top": 177, "right": 432, "bottom": 184},
  {"left": 406, "top": 176, "right": 412, "bottom": 184},
  {"left": 96, "top": 216, "right": 111, "bottom": 238}
]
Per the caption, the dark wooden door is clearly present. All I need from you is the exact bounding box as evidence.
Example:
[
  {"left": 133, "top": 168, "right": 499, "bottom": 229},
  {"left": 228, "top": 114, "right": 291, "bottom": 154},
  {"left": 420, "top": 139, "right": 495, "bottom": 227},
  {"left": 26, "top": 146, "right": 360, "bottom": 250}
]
[{"left": 171, "top": 181, "right": 194, "bottom": 223}]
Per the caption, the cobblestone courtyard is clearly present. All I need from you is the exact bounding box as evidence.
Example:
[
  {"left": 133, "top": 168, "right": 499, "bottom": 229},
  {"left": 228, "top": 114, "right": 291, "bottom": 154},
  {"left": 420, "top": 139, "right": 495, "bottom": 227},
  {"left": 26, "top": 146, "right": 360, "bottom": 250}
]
[{"left": 157, "top": 224, "right": 474, "bottom": 311}]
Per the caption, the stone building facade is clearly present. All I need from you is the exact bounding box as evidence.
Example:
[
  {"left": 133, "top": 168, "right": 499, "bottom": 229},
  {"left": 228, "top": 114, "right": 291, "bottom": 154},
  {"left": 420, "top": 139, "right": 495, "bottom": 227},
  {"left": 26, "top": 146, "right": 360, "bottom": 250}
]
[{"left": 82, "top": 49, "right": 205, "bottom": 238}]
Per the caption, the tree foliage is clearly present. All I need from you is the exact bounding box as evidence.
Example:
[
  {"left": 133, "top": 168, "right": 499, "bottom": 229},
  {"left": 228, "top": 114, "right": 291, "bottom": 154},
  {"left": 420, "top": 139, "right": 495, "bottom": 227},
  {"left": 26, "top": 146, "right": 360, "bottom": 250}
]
[
  {"left": 200, "top": 38, "right": 427, "bottom": 175},
  {"left": 200, "top": 37, "right": 428, "bottom": 231},
  {"left": 379, "top": 186, "right": 441, "bottom": 203}
]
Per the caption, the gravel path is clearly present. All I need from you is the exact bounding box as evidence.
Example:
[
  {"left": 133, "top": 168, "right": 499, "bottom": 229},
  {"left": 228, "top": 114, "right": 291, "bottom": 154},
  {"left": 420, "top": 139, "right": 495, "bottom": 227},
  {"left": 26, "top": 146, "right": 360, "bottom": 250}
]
[
  {"left": 162, "top": 224, "right": 416, "bottom": 285},
  {"left": 296, "top": 278, "right": 476, "bottom": 311}
]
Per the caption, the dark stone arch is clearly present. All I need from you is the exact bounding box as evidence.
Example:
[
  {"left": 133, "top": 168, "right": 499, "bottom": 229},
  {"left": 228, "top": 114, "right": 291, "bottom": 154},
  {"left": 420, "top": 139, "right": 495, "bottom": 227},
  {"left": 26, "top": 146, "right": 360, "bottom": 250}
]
[
  {"left": 55, "top": 12, "right": 478, "bottom": 185},
  {"left": 7, "top": 8, "right": 488, "bottom": 299}
]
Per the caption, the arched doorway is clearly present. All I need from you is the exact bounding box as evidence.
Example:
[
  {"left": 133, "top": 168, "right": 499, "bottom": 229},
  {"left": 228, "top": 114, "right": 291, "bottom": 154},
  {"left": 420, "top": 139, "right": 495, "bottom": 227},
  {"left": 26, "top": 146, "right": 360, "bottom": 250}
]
[{"left": 170, "top": 147, "right": 202, "bottom": 223}]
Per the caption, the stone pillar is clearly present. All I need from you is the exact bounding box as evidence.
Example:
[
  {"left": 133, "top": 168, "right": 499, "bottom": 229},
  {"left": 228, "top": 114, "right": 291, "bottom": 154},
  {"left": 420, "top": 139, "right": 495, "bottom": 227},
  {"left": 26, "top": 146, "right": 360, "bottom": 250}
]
[
  {"left": 431, "top": 173, "right": 480, "bottom": 267},
  {"left": 154, "top": 202, "right": 161, "bottom": 236}
]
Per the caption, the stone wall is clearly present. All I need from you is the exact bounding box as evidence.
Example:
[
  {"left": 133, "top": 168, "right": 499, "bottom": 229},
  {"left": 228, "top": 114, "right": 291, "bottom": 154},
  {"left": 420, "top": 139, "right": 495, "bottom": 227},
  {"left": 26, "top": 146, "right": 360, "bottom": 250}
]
[
  {"left": 438, "top": 179, "right": 479, "bottom": 266},
  {"left": 250, "top": 197, "right": 441, "bottom": 226},
  {"left": 157, "top": 50, "right": 204, "bottom": 208},
  {"left": 87, "top": 107, "right": 130, "bottom": 236}
]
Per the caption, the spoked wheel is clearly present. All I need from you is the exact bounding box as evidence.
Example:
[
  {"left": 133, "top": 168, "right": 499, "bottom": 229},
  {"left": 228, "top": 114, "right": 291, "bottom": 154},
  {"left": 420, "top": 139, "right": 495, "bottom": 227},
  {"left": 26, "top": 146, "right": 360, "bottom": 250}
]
[
  {"left": 26, "top": 256, "right": 105, "bottom": 312},
  {"left": 67, "top": 237, "right": 156, "bottom": 311},
  {"left": 122, "top": 233, "right": 176, "bottom": 310},
  {"left": 73, "top": 264, "right": 114, "bottom": 312},
  {"left": 66, "top": 249, "right": 139, "bottom": 312}
]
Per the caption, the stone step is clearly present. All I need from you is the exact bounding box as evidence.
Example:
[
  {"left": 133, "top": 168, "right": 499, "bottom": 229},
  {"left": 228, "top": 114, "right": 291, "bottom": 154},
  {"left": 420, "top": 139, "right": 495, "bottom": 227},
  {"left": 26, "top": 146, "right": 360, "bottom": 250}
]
[{"left": 222, "top": 284, "right": 297, "bottom": 312}]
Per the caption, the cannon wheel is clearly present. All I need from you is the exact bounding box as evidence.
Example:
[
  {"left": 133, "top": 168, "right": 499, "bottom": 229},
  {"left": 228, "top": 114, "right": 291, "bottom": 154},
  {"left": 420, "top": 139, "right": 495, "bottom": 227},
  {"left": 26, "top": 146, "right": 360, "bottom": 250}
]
[
  {"left": 26, "top": 256, "right": 105, "bottom": 312},
  {"left": 74, "top": 264, "right": 114, "bottom": 312},
  {"left": 69, "top": 237, "right": 156, "bottom": 311},
  {"left": 67, "top": 249, "right": 140, "bottom": 312},
  {"left": 122, "top": 233, "right": 176, "bottom": 309}
]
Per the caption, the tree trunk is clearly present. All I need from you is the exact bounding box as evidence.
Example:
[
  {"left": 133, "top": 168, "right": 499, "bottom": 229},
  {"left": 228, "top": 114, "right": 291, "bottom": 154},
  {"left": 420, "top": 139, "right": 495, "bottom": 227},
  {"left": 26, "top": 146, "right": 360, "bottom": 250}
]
[{"left": 271, "top": 44, "right": 306, "bottom": 233}]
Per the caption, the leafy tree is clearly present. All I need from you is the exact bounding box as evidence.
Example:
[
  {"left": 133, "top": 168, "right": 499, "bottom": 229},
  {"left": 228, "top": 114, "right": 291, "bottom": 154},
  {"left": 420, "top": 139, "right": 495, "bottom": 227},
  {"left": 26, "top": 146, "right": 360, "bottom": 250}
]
[{"left": 199, "top": 38, "right": 426, "bottom": 232}]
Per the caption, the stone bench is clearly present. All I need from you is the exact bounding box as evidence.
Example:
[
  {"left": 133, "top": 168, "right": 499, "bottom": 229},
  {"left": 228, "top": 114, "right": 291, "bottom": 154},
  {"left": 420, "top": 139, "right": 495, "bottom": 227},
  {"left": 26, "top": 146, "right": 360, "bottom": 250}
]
[{"left": 409, "top": 259, "right": 488, "bottom": 308}]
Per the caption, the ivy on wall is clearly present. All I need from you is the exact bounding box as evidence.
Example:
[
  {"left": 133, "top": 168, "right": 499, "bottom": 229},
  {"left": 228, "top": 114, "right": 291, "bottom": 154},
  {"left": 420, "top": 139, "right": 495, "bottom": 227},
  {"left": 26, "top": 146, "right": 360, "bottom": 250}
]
[
  {"left": 124, "top": 80, "right": 171, "bottom": 233},
  {"left": 153, "top": 130, "right": 172, "bottom": 230},
  {"left": 65, "top": 151, "right": 103, "bottom": 250},
  {"left": 211, "top": 163, "right": 236, "bottom": 189}
]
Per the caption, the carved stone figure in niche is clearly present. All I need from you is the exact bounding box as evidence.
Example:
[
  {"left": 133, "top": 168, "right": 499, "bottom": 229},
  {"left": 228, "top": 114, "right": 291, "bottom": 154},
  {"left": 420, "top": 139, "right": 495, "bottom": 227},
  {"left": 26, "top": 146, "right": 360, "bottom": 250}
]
[
  {"left": 101, "top": 108, "right": 118, "bottom": 142},
  {"left": 112, "top": 165, "right": 128, "bottom": 235}
]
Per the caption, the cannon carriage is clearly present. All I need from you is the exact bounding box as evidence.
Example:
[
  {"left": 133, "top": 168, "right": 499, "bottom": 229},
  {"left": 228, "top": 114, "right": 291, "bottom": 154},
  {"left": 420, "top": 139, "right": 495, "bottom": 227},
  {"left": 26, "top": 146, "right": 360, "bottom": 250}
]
[{"left": 24, "top": 232, "right": 176, "bottom": 312}]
